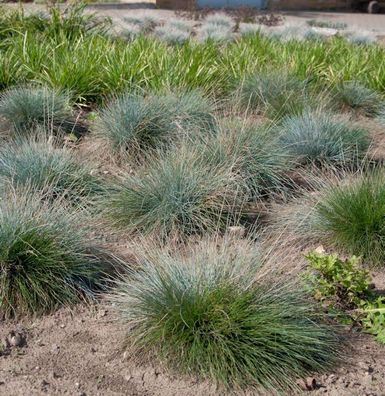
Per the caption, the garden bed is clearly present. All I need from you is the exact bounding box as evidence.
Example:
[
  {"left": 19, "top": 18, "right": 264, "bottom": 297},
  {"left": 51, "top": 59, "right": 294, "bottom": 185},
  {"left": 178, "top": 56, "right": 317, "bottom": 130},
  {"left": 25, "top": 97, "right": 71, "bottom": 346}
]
[{"left": 1, "top": 4, "right": 385, "bottom": 396}]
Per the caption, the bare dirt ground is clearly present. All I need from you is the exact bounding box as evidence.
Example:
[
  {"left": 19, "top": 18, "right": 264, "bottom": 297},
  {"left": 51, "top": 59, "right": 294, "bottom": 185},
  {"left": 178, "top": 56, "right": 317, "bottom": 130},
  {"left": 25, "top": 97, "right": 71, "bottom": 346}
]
[{"left": 1, "top": 304, "right": 385, "bottom": 396}]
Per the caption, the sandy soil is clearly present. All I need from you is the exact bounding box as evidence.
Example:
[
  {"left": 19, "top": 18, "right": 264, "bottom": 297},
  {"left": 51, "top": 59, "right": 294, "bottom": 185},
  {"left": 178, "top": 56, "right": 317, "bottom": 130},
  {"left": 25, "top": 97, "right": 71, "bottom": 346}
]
[{"left": 1, "top": 305, "right": 385, "bottom": 396}]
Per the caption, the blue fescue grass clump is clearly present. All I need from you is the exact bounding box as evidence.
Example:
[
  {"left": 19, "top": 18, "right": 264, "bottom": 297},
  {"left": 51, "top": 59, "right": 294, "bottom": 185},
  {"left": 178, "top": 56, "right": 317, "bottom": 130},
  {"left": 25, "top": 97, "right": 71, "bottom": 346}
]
[
  {"left": 277, "top": 110, "right": 369, "bottom": 164},
  {"left": 167, "top": 18, "right": 191, "bottom": 32},
  {"left": 346, "top": 31, "right": 376, "bottom": 45},
  {"left": 240, "top": 72, "right": 312, "bottom": 118},
  {"left": 200, "top": 119, "right": 291, "bottom": 198},
  {"left": 0, "top": 139, "right": 103, "bottom": 201},
  {"left": 121, "top": 24, "right": 141, "bottom": 41},
  {"left": 239, "top": 23, "right": 261, "bottom": 37},
  {"left": 105, "top": 148, "right": 242, "bottom": 239},
  {"left": 0, "top": 187, "right": 107, "bottom": 318},
  {"left": 315, "top": 171, "right": 385, "bottom": 267},
  {"left": 122, "top": 15, "right": 159, "bottom": 32},
  {"left": 109, "top": 237, "right": 342, "bottom": 391},
  {"left": 96, "top": 90, "right": 216, "bottom": 154},
  {"left": 335, "top": 81, "right": 385, "bottom": 116},
  {"left": 307, "top": 19, "right": 347, "bottom": 30},
  {"left": 203, "top": 13, "right": 234, "bottom": 28},
  {"left": 0, "top": 85, "right": 72, "bottom": 136},
  {"left": 154, "top": 25, "right": 190, "bottom": 45},
  {"left": 197, "top": 23, "right": 233, "bottom": 43}
]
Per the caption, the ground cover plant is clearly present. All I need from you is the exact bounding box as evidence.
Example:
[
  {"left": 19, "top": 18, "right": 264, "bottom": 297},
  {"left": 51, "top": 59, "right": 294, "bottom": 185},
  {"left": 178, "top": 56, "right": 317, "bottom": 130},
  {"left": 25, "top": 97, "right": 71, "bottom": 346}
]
[
  {"left": 0, "top": 85, "right": 72, "bottom": 136},
  {"left": 0, "top": 138, "right": 103, "bottom": 202},
  {"left": 305, "top": 251, "right": 385, "bottom": 343},
  {"left": 109, "top": 238, "right": 341, "bottom": 391},
  {"left": 0, "top": 187, "right": 107, "bottom": 318}
]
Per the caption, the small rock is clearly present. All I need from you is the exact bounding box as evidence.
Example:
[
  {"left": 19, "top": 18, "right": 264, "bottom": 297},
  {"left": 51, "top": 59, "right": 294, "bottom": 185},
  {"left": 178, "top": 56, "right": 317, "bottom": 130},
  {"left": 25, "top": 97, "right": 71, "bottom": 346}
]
[
  {"left": 8, "top": 332, "right": 22, "bottom": 347},
  {"left": 97, "top": 309, "right": 107, "bottom": 319},
  {"left": 59, "top": 324, "right": 66, "bottom": 329},
  {"left": 314, "top": 245, "right": 325, "bottom": 254},
  {"left": 75, "top": 382, "right": 80, "bottom": 388},
  {"left": 51, "top": 344, "right": 60, "bottom": 354},
  {"left": 304, "top": 377, "right": 317, "bottom": 390}
]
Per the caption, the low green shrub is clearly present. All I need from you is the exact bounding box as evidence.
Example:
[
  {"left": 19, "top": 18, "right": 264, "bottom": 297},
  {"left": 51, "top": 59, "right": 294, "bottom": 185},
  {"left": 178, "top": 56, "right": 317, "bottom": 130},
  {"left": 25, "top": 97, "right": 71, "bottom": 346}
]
[
  {"left": 0, "top": 139, "right": 103, "bottom": 201},
  {"left": 335, "top": 81, "right": 384, "bottom": 116},
  {"left": 0, "top": 188, "right": 107, "bottom": 318},
  {"left": 239, "top": 72, "right": 311, "bottom": 118},
  {"left": 95, "top": 90, "right": 215, "bottom": 154},
  {"left": 278, "top": 110, "right": 369, "bottom": 164},
  {"left": 109, "top": 239, "right": 341, "bottom": 391},
  {"left": 105, "top": 148, "right": 242, "bottom": 239},
  {"left": 314, "top": 172, "right": 385, "bottom": 266},
  {"left": 305, "top": 251, "right": 385, "bottom": 343},
  {"left": 0, "top": 85, "right": 72, "bottom": 136}
]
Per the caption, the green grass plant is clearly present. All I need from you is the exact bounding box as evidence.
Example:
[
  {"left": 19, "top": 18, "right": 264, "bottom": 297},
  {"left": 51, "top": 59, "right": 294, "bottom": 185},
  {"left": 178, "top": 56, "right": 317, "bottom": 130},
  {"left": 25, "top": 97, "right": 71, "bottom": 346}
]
[{"left": 109, "top": 237, "right": 341, "bottom": 391}]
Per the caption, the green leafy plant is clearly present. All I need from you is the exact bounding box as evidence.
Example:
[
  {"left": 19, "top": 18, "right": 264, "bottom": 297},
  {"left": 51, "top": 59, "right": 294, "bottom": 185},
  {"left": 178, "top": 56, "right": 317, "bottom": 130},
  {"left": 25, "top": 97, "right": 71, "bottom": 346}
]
[
  {"left": 109, "top": 238, "right": 341, "bottom": 391},
  {"left": 305, "top": 251, "right": 385, "bottom": 343},
  {"left": 0, "top": 187, "right": 108, "bottom": 318}
]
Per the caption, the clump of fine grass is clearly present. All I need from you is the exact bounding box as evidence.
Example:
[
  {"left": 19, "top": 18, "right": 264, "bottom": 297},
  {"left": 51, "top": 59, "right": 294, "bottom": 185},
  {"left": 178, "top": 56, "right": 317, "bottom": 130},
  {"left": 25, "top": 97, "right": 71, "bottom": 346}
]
[
  {"left": 167, "top": 18, "right": 191, "bottom": 32},
  {"left": 239, "top": 23, "right": 261, "bottom": 36},
  {"left": 277, "top": 110, "right": 369, "bottom": 164},
  {"left": 95, "top": 90, "right": 216, "bottom": 155},
  {"left": 109, "top": 237, "right": 342, "bottom": 391},
  {"left": 121, "top": 24, "right": 141, "bottom": 41},
  {"left": 0, "top": 85, "right": 72, "bottom": 136},
  {"left": 345, "top": 31, "right": 376, "bottom": 45},
  {"left": 0, "top": 187, "right": 107, "bottom": 318},
  {"left": 314, "top": 171, "right": 385, "bottom": 267},
  {"left": 0, "top": 138, "right": 103, "bottom": 201},
  {"left": 335, "top": 81, "right": 384, "bottom": 116},
  {"left": 105, "top": 148, "right": 243, "bottom": 239},
  {"left": 307, "top": 19, "right": 347, "bottom": 30},
  {"left": 239, "top": 72, "right": 312, "bottom": 118},
  {"left": 200, "top": 119, "right": 291, "bottom": 198},
  {"left": 203, "top": 13, "right": 234, "bottom": 28},
  {"left": 122, "top": 15, "right": 159, "bottom": 32},
  {"left": 197, "top": 23, "right": 233, "bottom": 42},
  {"left": 154, "top": 25, "right": 190, "bottom": 45}
]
